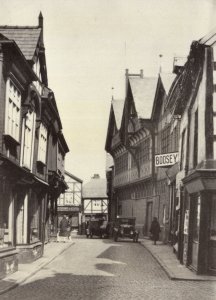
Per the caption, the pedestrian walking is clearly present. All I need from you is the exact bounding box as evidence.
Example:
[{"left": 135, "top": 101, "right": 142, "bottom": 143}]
[
  {"left": 59, "top": 215, "right": 69, "bottom": 242},
  {"left": 150, "top": 217, "right": 161, "bottom": 245}
]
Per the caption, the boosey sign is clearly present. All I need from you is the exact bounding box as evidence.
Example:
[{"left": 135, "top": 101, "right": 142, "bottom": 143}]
[{"left": 155, "top": 152, "right": 179, "bottom": 167}]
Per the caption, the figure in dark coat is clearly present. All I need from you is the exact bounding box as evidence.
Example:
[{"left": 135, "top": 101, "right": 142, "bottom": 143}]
[
  {"left": 60, "top": 215, "right": 69, "bottom": 237},
  {"left": 150, "top": 217, "right": 161, "bottom": 245}
]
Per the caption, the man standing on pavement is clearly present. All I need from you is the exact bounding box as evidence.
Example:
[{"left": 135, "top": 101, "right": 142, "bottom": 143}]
[{"left": 150, "top": 217, "right": 161, "bottom": 245}]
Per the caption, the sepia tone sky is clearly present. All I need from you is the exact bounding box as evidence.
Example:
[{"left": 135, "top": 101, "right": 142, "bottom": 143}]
[{"left": 0, "top": 0, "right": 215, "bottom": 183}]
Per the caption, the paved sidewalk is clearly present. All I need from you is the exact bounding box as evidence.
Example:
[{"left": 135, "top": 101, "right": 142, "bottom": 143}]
[
  {"left": 140, "top": 238, "right": 216, "bottom": 281},
  {"left": 0, "top": 241, "right": 74, "bottom": 295}
]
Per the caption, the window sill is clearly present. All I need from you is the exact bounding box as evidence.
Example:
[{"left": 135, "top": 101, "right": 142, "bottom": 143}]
[{"left": 3, "top": 134, "right": 20, "bottom": 146}]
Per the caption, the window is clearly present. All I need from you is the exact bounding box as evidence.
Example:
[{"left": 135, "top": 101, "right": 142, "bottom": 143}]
[
  {"left": 131, "top": 138, "right": 150, "bottom": 167},
  {"left": 22, "top": 111, "right": 36, "bottom": 169},
  {"left": 161, "top": 125, "right": 170, "bottom": 154},
  {"left": 115, "top": 152, "right": 128, "bottom": 175},
  {"left": 192, "top": 196, "right": 200, "bottom": 242},
  {"left": 37, "top": 123, "right": 47, "bottom": 164},
  {"left": 180, "top": 129, "right": 186, "bottom": 170},
  {"left": 193, "top": 110, "right": 198, "bottom": 168},
  {"left": 5, "top": 79, "right": 21, "bottom": 142},
  {"left": 29, "top": 192, "right": 41, "bottom": 243},
  {"left": 57, "top": 144, "right": 65, "bottom": 175}
]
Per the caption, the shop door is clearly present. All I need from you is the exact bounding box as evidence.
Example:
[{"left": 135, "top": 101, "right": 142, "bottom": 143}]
[
  {"left": 208, "top": 197, "right": 216, "bottom": 273},
  {"left": 191, "top": 196, "right": 200, "bottom": 270},
  {"left": 146, "top": 202, "right": 153, "bottom": 234}
]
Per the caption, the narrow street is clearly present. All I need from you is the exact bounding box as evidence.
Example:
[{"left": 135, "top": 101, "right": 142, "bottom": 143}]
[{"left": 0, "top": 237, "right": 215, "bottom": 300}]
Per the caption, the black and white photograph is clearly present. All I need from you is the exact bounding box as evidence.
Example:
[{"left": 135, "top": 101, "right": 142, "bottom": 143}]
[{"left": 0, "top": 0, "right": 215, "bottom": 299}]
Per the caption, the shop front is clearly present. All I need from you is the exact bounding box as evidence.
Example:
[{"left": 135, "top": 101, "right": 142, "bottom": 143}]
[
  {"left": 0, "top": 177, "right": 18, "bottom": 279},
  {"left": 182, "top": 170, "right": 216, "bottom": 275},
  {"left": 15, "top": 183, "right": 47, "bottom": 263}
]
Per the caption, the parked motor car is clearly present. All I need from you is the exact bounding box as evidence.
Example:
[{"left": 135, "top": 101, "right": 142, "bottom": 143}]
[
  {"left": 113, "top": 216, "right": 139, "bottom": 242},
  {"left": 86, "top": 219, "right": 109, "bottom": 238}
]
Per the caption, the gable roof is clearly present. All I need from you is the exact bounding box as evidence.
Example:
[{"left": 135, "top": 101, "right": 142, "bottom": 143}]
[
  {"left": 160, "top": 73, "right": 176, "bottom": 96},
  {"left": 199, "top": 27, "right": 216, "bottom": 46},
  {"left": 112, "top": 99, "right": 124, "bottom": 130},
  {"left": 65, "top": 170, "right": 83, "bottom": 183},
  {"left": 82, "top": 176, "right": 107, "bottom": 198},
  {"left": 129, "top": 77, "right": 158, "bottom": 119},
  {"left": 0, "top": 27, "right": 41, "bottom": 61}
]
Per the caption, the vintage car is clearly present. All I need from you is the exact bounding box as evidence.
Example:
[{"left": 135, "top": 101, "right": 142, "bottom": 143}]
[
  {"left": 113, "top": 216, "right": 139, "bottom": 242},
  {"left": 86, "top": 219, "right": 109, "bottom": 238}
]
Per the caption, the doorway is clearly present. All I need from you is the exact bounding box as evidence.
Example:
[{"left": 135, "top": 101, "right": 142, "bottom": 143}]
[
  {"left": 190, "top": 195, "right": 200, "bottom": 271},
  {"left": 208, "top": 196, "right": 216, "bottom": 274},
  {"left": 146, "top": 202, "right": 153, "bottom": 235}
]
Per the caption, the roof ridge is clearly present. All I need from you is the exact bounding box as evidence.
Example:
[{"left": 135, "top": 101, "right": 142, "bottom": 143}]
[{"left": 0, "top": 26, "right": 40, "bottom": 29}]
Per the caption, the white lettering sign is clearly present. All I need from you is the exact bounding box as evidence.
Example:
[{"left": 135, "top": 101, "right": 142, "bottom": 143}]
[{"left": 155, "top": 152, "right": 179, "bottom": 167}]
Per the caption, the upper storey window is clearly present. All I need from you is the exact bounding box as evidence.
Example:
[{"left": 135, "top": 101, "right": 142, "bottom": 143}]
[
  {"left": 33, "top": 58, "right": 42, "bottom": 95},
  {"left": 33, "top": 58, "right": 41, "bottom": 81},
  {"left": 57, "top": 144, "right": 65, "bottom": 175},
  {"left": 21, "top": 111, "right": 36, "bottom": 170},
  {"left": 37, "top": 123, "right": 47, "bottom": 165},
  {"left": 5, "top": 79, "right": 21, "bottom": 142}
]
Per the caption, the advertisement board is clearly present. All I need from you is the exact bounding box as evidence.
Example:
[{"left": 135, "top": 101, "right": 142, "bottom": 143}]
[{"left": 155, "top": 152, "right": 179, "bottom": 167}]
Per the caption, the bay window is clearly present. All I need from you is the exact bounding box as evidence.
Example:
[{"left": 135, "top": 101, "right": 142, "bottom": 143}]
[
  {"left": 5, "top": 79, "right": 21, "bottom": 142},
  {"left": 37, "top": 123, "right": 47, "bottom": 164},
  {"left": 21, "top": 111, "right": 36, "bottom": 170}
]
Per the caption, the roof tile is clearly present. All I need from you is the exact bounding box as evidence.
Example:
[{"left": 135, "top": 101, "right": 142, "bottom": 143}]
[{"left": 0, "top": 27, "right": 41, "bottom": 60}]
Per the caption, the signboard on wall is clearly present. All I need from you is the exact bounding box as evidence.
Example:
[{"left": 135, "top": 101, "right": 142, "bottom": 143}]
[
  {"left": 57, "top": 206, "right": 80, "bottom": 212},
  {"left": 155, "top": 152, "right": 179, "bottom": 167}
]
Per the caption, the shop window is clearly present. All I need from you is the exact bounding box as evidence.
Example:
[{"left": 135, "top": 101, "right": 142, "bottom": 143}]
[
  {"left": 192, "top": 196, "right": 200, "bottom": 242},
  {"left": 29, "top": 193, "right": 41, "bottom": 243},
  {"left": 0, "top": 184, "right": 13, "bottom": 249},
  {"left": 210, "top": 199, "right": 216, "bottom": 241},
  {"left": 4, "top": 79, "right": 21, "bottom": 142}
]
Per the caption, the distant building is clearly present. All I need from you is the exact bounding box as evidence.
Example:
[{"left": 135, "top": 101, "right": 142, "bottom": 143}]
[
  {"left": 82, "top": 174, "right": 108, "bottom": 232},
  {"left": 57, "top": 171, "right": 82, "bottom": 232}
]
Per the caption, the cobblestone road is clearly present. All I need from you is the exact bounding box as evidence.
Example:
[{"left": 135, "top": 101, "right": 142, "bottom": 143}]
[{"left": 0, "top": 237, "right": 215, "bottom": 300}]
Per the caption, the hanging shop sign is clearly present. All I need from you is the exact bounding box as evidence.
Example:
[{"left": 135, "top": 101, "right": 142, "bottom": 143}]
[{"left": 155, "top": 152, "right": 179, "bottom": 167}]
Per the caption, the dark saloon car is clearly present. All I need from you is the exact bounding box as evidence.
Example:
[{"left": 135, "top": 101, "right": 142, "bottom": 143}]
[
  {"left": 113, "top": 216, "right": 139, "bottom": 242},
  {"left": 86, "top": 219, "right": 109, "bottom": 238}
]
